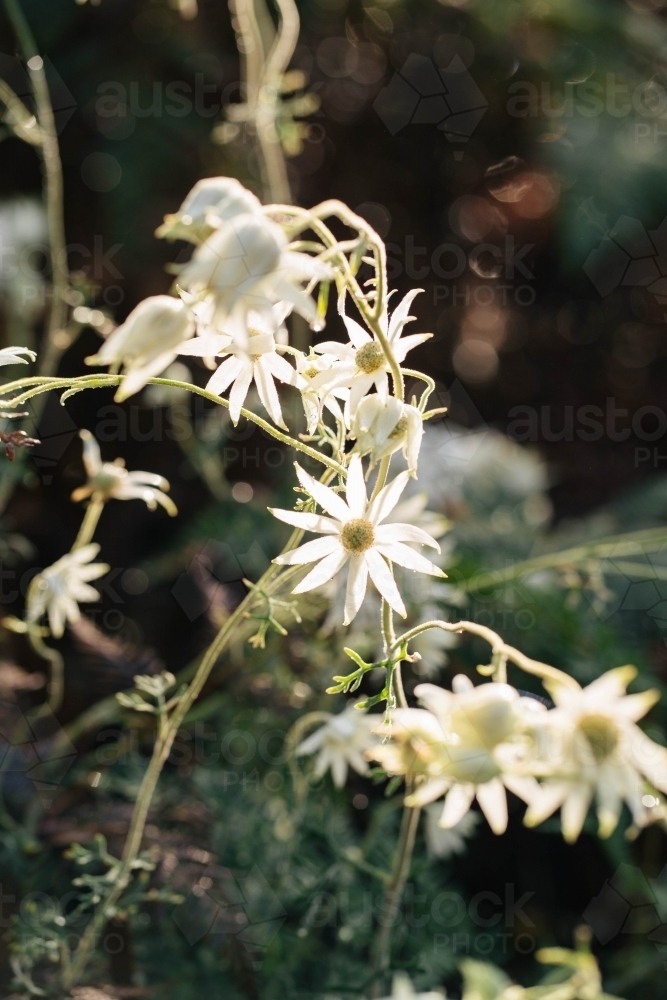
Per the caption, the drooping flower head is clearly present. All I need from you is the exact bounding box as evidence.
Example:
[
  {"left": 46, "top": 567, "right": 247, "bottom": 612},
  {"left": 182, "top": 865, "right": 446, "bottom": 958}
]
[
  {"left": 155, "top": 176, "right": 261, "bottom": 243},
  {"left": 86, "top": 295, "right": 194, "bottom": 402},
  {"left": 71, "top": 429, "right": 177, "bottom": 515},
  {"left": 350, "top": 394, "right": 423, "bottom": 474}
]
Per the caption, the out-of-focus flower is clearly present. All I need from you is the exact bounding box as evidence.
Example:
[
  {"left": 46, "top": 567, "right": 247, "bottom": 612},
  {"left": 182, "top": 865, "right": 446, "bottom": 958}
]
[
  {"left": 270, "top": 456, "right": 444, "bottom": 624},
  {"left": 424, "top": 805, "right": 479, "bottom": 859},
  {"left": 378, "top": 973, "right": 444, "bottom": 1000},
  {"left": 71, "top": 430, "right": 177, "bottom": 515},
  {"left": 179, "top": 212, "right": 330, "bottom": 341},
  {"left": 0, "top": 345, "right": 36, "bottom": 366},
  {"left": 524, "top": 666, "right": 667, "bottom": 842},
  {"left": 179, "top": 312, "right": 297, "bottom": 428},
  {"left": 155, "top": 176, "right": 261, "bottom": 244},
  {"left": 296, "top": 704, "right": 378, "bottom": 787},
  {"left": 86, "top": 295, "right": 194, "bottom": 402},
  {"left": 0, "top": 199, "right": 47, "bottom": 327},
  {"left": 26, "top": 544, "right": 109, "bottom": 638},
  {"left": 310, "top": 290, "right": 431, "bottom": 416},
  {"left": 350, "top": 394, "right": 423, "bottom": 473},
  {"left": 368, "top": 676, "right": 540, "bottom": 834},
  {"left": 143, "top": 361, "right": 192, "bottom": 407}
]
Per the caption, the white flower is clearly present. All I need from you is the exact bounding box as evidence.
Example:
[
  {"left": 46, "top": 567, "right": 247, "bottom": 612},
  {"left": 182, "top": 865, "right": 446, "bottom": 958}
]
[
  {"left": 178, "top": 311, "right": 297, "bottom": 428},
  {"left": 0, "top": 345, "right": 36, "bottom": 366},
  {"left": 379, "top": 973, "right": 444, "bottom": 1000},
  {"left": 296, "top": 704, "right": 378, "bottom": 787},
  {"left": 310, "top": 289, "right": 431, "bottom": 416},
  {"left": 270, "top": 456, "right": 444, "bottom": 624},
  {"left": 524, "top": 666, "right": 667, "bottom": 842},
  {"left": 368, "top": 676, "right": 540, "bottom": 835},
  {"left": 294, "top": 350, "right": 348, "bottom": 434},
  {"left": 424, "top": 805, "right": 480, "bottom": 859},
  {"left": 179, "top": 212, "right": 330, "bottom": 341},
  {"left": 26, "top": 544, "right": 109, "bottom": 638},
  {"left": 350, "top": 394, "right": 423, "bottom": 474},
  {"left": 86, "top": 295, "right": 194, "bottom": 402},
  {"left": 155, "top": 176, "right": 261, "bottom": 243},
  {"left": 71, "top": 430, "right": 177, "bottom": 515}
]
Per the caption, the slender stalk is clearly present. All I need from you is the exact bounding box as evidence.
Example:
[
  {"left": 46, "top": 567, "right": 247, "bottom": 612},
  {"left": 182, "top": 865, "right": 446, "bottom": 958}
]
[
  {"left": 72, "top": 499, "right": 105, "bottom": 550},
  {"left": 28, "top": 629, "right": 64, "bottom": 714},
  {"left": 3, "top": 0, "right": 69, "bottom": 373},
  {"left": 370, "top": 802, "right": 421, "bottom": 994}
]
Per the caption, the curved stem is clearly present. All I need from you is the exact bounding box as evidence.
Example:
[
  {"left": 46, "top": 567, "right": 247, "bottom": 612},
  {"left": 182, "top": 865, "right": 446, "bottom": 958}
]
[
  {"left": 28, "top": 629, "right": 64, "bottom": 714},
  {"left": 392, "top": 620, "right": 581, "bottom": 691},
  {"left": 72, "top": 499, "right": 105, "bottom": 550}
]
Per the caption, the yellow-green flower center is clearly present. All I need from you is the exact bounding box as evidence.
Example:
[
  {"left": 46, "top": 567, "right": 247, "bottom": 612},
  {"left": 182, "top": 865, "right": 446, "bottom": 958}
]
[
  {"left": 303, "top": 367, "right": 320, "bottom": 380},
  {"left": 579, "top": 714, "right": 618, "bottom": 763},
  {"left": 388, "top": 415, "right": 408, "bottom": 440},
  {"left": 340, "top": 518, "right": 375, "bottom": 554},
  {"left": 355, "top": 342, "right": 385, "bottom": 374}
]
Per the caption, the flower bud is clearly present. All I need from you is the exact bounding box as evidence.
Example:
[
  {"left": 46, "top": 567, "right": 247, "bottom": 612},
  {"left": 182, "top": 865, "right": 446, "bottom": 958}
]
[{"left": 155, "top": 176, "right": 261, "bottom": 243}]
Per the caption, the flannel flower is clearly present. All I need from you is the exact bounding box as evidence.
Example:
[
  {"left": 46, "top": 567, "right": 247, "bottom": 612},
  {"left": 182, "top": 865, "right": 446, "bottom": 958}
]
[
  {"left": 294, "top": 350, "right": 347, "bottom": 434},
  {"left": 269, "top": 456, "right": 444, "bottom": 625},
  {"left": 178, "top": 309, "right": 297, "bottom": 428},
  {"left": 310, "top": 289, "right": 431, "bottom": 416},
  {"left": 524, "top": 666, "right": 667, "bottom": 842},
  {"left": 179, "top": 211, "right": 331, "bottom": 343},
  {"left": 368, "top": 676, "right": 541, "bottom": 835},
  {"left": 155, "top": 176, "right": 261, "bottom": 243},
  {"left": 0, "top": 346, "right": 36, "bottom": 366},
  {"left": 71, "top": 430, "right": 177, "bottom": 515},
  {"left": 26, "top": 544, "right": 109, "bottom": 638},
  {"left": 296, "top": 704, "right": 378, "bottom": 787},
  {"left": 350, "top": 394, "right": 423, "bottom": 474},
  {"left": 86, "top": 295, "right": 194, "bottom": 401}
]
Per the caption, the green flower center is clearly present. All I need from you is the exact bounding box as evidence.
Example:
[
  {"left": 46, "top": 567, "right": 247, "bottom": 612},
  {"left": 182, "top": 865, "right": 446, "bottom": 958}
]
[
  {"left": 355, "top": 342, "right": 385, "bottom": 374},
  {"left": 340, "top": 518, "right": 375, "bottom": 554},
  {"left": 579, "top": 714, "right": 618, "bottom": 763},
  {"left": 388, "top": 415, "right": 408, "bottom": 440},
  {"left": 303, "top": 367, "right": 320, "bottom": 379}
]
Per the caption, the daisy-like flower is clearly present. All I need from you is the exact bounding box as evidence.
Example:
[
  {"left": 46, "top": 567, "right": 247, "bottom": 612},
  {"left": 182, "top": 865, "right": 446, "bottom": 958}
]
[
  {"left": 86, "top": 295, "right": 194, "bottom": 402},
  {"left": 179, "top": 212, "right": 331, "bottom": 342},
  {"left": 71, "top": 430, "right": 177, "bottom": 515},
  {"left": 368, "top": 676, "right": 541, "bottom": 834},
  {"left": 270, "top": 456, "right": 445, "bottom": 625},
  {"left": 350, "top": 394, "right": 423, "bottom": 474},
  {"left": 296, "top": 704, "right": 379, "bottom": 787},
  {"left": 523, "top": 666, "right": 667, "bottom": 842},
  {"left": 178, "top": 310, "right": 297, "bottom": 428},
  {"left": 0, "top": 346, "right": 36, "bottom": 366},
  {"left": 155, "top": 176, "right": 261, "bottom": 244},
  {"left": 26, "top": 544, "right": 109, "bottom": 639},
  {"left": 294, "top": 350, "right": 348, "bottom": 434},
  {"left": 309, "top": 289, "right": 431, "bottom": 416}
]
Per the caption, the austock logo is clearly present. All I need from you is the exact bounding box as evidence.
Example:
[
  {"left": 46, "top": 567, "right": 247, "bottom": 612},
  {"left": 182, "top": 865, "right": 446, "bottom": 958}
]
[
  {"left": 172, "top": 864, "right": 286, "bottom": 967},
  {"left": 373, "top": 53, "right": 488, "bottom": 158},
  {"left": 584, "top": 862, "right": 667, "bottom": 965},
  {"left": 584, "top": 214, "right": 667, "bottom": 318}
]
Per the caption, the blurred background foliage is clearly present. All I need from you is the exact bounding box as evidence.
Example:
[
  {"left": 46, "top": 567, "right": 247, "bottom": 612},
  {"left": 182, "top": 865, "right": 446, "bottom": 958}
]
[{"left": 2, "top": 0, "right": 667, "bottom": 996}]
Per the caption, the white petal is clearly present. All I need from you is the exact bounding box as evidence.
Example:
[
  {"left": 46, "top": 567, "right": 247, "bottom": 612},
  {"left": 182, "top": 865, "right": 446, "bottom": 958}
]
[
  {"left": 439, "top": 784, "right": 476, "bottom": 828},
  {"left": 405, "top": 777, "right": 452, "bottom": 808},
  {"left": 295, "top": 464, "right": 351, "bottom": 522},
  {"left": 274, "top": 535, "right": 340, "bottom": 565},
  {"left": 364, "top": 549, "right": 406, "bottom": 618},
  {"left": 524, "top": 782, "right": 570, "bottom": 828},
  {"left": 476, "top": 778, "right": 508, "bottom": 835},
  {"left": 265, "top": 350, "right": 299, "bottom": 386},
  {"left": 366, "top": 471, "right": 410, "bottom": 526},
  {"left": 292, "top": 549, "right": 349, "bottom": 593},
  {"left": 345, "top": 455, "right": 367, "bottom": 518},
  {"left": 206, "top": 355, "right": 245, "bottom": 395},
  {"left": 374, "top": 523, "right": 440, "bottom": 550},
  {"left": 254, "top": 357, "right": 286, "bottom": 429},
  {"left": 561, "top": 784, "right": 592, "bottom": 843},
  {"left": 342, "top": 315, "right": 371, "bottom": 349},
  {"left": 388, "top": 288, "right": 422, "bottom": 341},
  {"left": 392, "top": 332, "right": 432, "bottom": 362},
  {"left": 227, "top": 365, "right": 254, "bottom": 424},
  {"left": 343, "top": 554, "right": 369, "bottom": 625},
  {"left": 374, "top": 541, "right": 444, "bottom": 577},
  {"left": 268, "top": 508, "right": 340, "bottom": 534},
  {"left": 178, "top": 334, "right": 230, "bottom": 356}
]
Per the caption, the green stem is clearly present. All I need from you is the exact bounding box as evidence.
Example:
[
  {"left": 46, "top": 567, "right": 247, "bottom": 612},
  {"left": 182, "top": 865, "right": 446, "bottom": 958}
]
[
  {"left": 72, "top": 499, "right": 105, "bottom": 550},
  {"left": 27, "top": 629, "right": 64, "bottom": 714}
]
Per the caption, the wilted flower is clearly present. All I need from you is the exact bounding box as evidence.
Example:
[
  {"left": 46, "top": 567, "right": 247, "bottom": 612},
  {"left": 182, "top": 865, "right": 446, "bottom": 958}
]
[
  {"left": 178, "top": 311, "right": 297, "bottom": 428},
  {"left": 296, "top": 704, "right": 378, "bottom": 787},
  {"left": 155, "top": 176, "right": 261, "bottom": 243},
  {"left": 270, "top": 456, "right": 444, "bottom": 625},
  {"left": 71, "top": 429, "right": 177, "bottom": 515},
  {"left": 179, "top": 212, "right": 330, "bottom": 341},
  {"left": 26, "top": 544, "right": 109, "bottom": 638},
  {"left": 350, "top": 394, "right": 423, "bottom": 474},
  {"left": 86, "top": 295, "right": 194, "bottom": 401},
  {"left": 524, "top": 666, "right": 667, "bottom": 842},
  {"left": 0, "top": 345, "right": 36, "bottom": 366},
  {"left": 310, "top": 290, "right": 431, "bottom": 416},
  {"left": 368, "top": 676, "right": 540, "bottom": 834}
]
